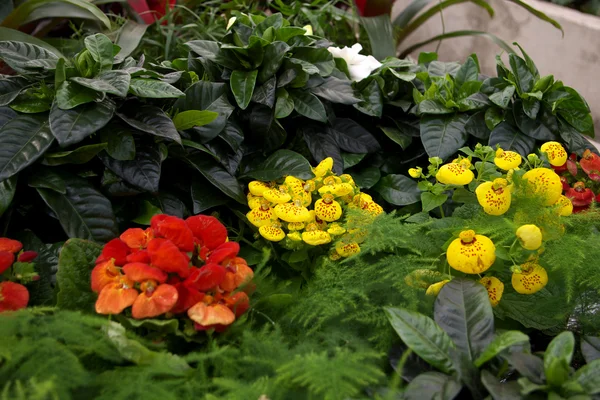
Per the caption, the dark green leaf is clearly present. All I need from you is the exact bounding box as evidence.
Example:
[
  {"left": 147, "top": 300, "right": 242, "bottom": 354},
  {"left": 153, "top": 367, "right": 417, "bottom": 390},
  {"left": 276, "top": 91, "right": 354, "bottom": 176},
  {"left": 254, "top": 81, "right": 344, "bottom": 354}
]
[
  {"left": 428, "top": 61, "right": 461, "bottom": 77},
  {"left": 49, "top": 99, "right": 115, "bottom": 147},
  {"left": 559, "top": 119, "right": 595, "bottom": 156},
  {"left": 351, "top": 167, "right": 380, "bottom": 189},
  {"left": 99, "top": 123, "right": 136, "bottom": 161},
  {"left": 420, "top": 114, "right": 469, "bottom": 160},
  {"left": 128, "top": 79, "right": 184, "bottom": 98},
  {"left": 37, "top": 174, "right": 118, "bottom": 242},
  {"left": 186, "top": 154, "right": 245, "bottom": 204},
  {"left": 258, "top": 41, "right": 289, "bottom": 83},
  {"left": 0, "top": 41, "right": 58, "bottom": 74},
  {"left": 418, "top": 99, "right": 454, "bottom": 115},
  {"left": 301, "top": 124, "right": 343, "bottom": 174},
  {"left": 245, "top": 149, "right": 313, "bottom": 181},
  {"left": 70, "top": 70, "right": 130, "bottom": 97},
  {"left": 117, "top": 103, "right": 181, "bottom": 144},
  {"left": 474, "top": 331, "right": 530, "bottom": 367},
  {"left": 329, "top": 118, "right": 380, "bottom": 153},
  {"left": 374, "top": 174, "right": 421, "bottom": 206},
  {"left": 481, "top": 370, "right": 522, "bottom": 400},
  {"left": 354, "top": 79, "right": 383, "bottom": 117},
  {"left": 185, "top": 40, "right": 220, "bottom": 59},
  {"left": 465, "top": 111, "right": 491, "bottom": 140},
  {"left": 311, "top": 76, "right": 360, "bottom": 105},
  {"left": 28, "top": 168, "right": 66, "bottom": 194},
  {"left": 572, "top": 359, "right": 600, "bottom": 394},
  {"left": 455, "top": 56, "right": 479, "bottom": 88},
  {"left": 131, "top": 200, "right": 162, "bottom": 225},
  {"left": 55, "top": 238, "right": 102, "bottom": 311},
  {"left": 404, "top": 372, "right": 462, "bottom": 400},
  {"left": 292, "top": 47, "right": 335, "bottom": 76},
  {"left": 342, "top": 153, "right": 366, "bottom": 169},
  {"left": 43, "top": 143, "right": 107, "bottom": 166},
  {"left": 509, "top": 54, "right": 534, "bottom": 94},
  {"left": 8, "top": 88, "right": 52, "bottom": 113},
  {"left": 488, "top": 85, "right": 515, "bottom": 109},
  {"left": 0, "top": 175, "right": 17, "bottom": 217},
  {"left": 289, "top": 90, "right": 327, "bottom": 122},
  {"left": 55, "top": 81, "right": 101, "bottom": 110},
  {"left": 0, "top": 114, "right": 54, "bottom": 180},
  {"left": 421, "top": 192, "right": 448, "bottom": 213},
  {"left": 380, "top": 126, "right": 413, "bottom": 149},
  {"left": 252, "top": 76, "right": 277, "bottom": 108},
  {"left": 543, "top": 331, "right": 574, "bottom": 387},
  {"left": 255, "top": 13, "right": 284, "bottom": 37},
  {"left": 275, "top": 88, "right": 294, "bottom": 118},
  {"left": 509, "top": 353, "right": 545, "bottom": 384},
  {"left": 488, "top": 122, "right": 535, "bottom": 156},
  {"left": 485, "top": 107, "right": 504, "bottom": 131},
  {"left": 521, "top": 98, "right": 540, "bottom": 119},
  {"left": 434, "top": 278, "right": 494, "bottom": 361},
  {"left": 513, "top": 101, "right": 556, "bottom": 141},
  {"left": 230, "top": 69, "right": 258, "bottom": 110},
  {"left": 84, "top": 34, "right": 113, "bottom": 72},
  {"left": 581, "top": 336, "right": 600, "bottom": 364},
  {"left": 100, "top": 146, "right": 162, "bottom": 192},
  {"left": 0, "top": 76, "right": 30, "bottom": 106},
  {"left": 385, "top": 307, "right": 456, "bottom": 374},
  {"left": 506, "top": 1, "right": 563, "bottom": 35},
  {"left": 191, "top": 177, "right": 228, "bottom": 213},
  {"left": 173, "top": 110, "right": 219, "bottom": 131}
]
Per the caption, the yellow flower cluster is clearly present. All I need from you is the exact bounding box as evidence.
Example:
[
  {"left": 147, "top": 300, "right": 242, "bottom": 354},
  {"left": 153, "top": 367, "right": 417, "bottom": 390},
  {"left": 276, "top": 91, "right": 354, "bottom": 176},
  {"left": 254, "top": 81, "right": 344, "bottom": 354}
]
[{"left": 246, "top": 157, "right": 383, "bottom": 258}]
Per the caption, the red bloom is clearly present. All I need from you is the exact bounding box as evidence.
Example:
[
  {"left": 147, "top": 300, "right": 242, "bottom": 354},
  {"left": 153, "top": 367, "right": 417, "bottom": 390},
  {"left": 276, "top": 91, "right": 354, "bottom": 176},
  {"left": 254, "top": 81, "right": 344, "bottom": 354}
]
[
  {"left": 560, "top": 176, "right": 570, "bottom": 192},
  {"left": 126, "top": 249, "right": 151, "bottom": 264},
  {"left": 221, "top": 257, "right": 254, "bottom": 292},
  {"left": 96, "top": 238, "right": 130, "bottom": 266},
  {"left": 224, "top": 291, "right": 250, "bottom": 318},
  {"left": 123, "top": 262, "right": 167, "bottom": 284},
  {"left": 131, "top": 281, "right": 178, "bottom": 319},
  {"left": 95, "top": 279, "right": 138, "bottom": 315},
  {"left": 553, "top": 161, "right": 568, "bottom": 174},
  {"left": 354, "top": 0, "right": 396, "bottom": 17},
  {"left": 151, "top": 215, "right": 195, "bottom": 252},
  {"left": 0, "top": 251, "right": 14, "bottom": 275},
  {"left": 0, "top": 238, "right": 22, "bottom": 254},
  {"left": 206, "top": 242, "right": 239, "bottom": 265},
  {"left": 147, "top": 238, "right": 190, "bottom": 278},
  {"left": 171, "top": 283, "right": 205, "bottom": 314},
  {"left": 580, "top": 149, "right": 600, "bottom": 176},
  {"left": 185, "top": 263, "right": 226, "bottom": 292},
  {"left": 186, "top": 215, "right": 228, "bottom": 251},
  {"left": 91, "top": 259, "right": 121, "bottom": 293},
  {"left": 120, "top": 228, "right": 154, "bottom": 250},
  {"left": 18, "top": 251, "right": 38, "bottom": 263},
  {"left": 0, "top": 281, "right": 29, "bottom": 312},
  {"left": 567, "top": 153, "right": 578, "bottom": 176},
  {"left": 566, "top": 182, "right": 595, "bottom": 207},
  {"left": 127, "top": 0, "right": 175, "bottom": 25}
]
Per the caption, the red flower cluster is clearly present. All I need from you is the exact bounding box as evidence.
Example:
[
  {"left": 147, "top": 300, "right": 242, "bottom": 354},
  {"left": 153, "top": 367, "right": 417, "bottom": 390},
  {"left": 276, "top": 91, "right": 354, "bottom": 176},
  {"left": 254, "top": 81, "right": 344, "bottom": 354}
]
[
  {"left": 0, "top": 238, "right": 38, "bottom": 313},
  {"left": 92, "top": 214, "right": 253, "bottom": 331},
  {"left": 354, "top": 0, "right": 396, "bottom": 17},
  {"left": 553, "top": 149, "right": 600, "bottom": 212}
]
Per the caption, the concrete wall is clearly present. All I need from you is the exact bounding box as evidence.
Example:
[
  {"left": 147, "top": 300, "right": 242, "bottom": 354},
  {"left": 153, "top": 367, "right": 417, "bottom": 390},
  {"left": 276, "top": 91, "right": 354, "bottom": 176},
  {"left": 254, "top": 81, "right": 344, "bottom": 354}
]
[{"left": 392, "top": 0, "right": 600, "bottom": 143}]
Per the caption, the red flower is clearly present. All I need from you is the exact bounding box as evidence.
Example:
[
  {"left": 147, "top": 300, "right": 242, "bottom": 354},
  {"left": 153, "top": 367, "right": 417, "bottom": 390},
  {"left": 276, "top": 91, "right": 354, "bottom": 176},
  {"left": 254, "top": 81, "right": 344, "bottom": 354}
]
[
  {"left": 186, "top": 215, "right": 228, "bottom": 251},
  {"left": 127, "top": 0, "right": 175, "bottom": 25},
  {"left": 185, "top": 263, "right": 226, "bottom": 292},
  {"left": 147, "top": 238, "right": 190, "bottom": 278},
  {"left": 553, "top": 161, "right": 568, "bottom": 174},
  {"left": 123, "top": 262, "right": 168, "bottom": 283},
  {"left": 560, "top": 176, "right": 570, "bottom": 192},
  {"left": 131, "top": 281, "right": 178, "bottom": 319},
  {"left": 221, "top": 257, "right": 254, "bottom": 292},
  {"left": 580, "top": 149, "right": 600, "bottom": 176},
  {"left": 0, "top": 251, "right": 14, "bottom": 275},
  {"left": 170, "top": 283, "right": 205, "bottom": 314},
  {"left": 91, "top": 259, "right": 121, "bottom": 293},
  {"left": 96, "top": 238, "right": 130, "bottom": 266},
  {"left": 120, "top": 228, "right": 154, "bottom": 250},
  {"left": 206, "top": 242, "right": 239, "bottom": 265},
  {"left": 0, "top": 281, "right": 29, "bottom": 312},
  {"left": 354, "top": 0, "right": 396, "bottom": 17},
  {"left": 567, "top": 153, "right": 578, "bottom": 176},
  {"left": 0, "top": 238, "right": 22, "bottom": 254},
  {"left": 151, "top": 214, "right": 194, "bottom": 252},
  {"left": 224, "top": 291, "right": 250, "bottom": 317},
  {"left": 566, "top": 182, "right": 595, "bottom": 207},
  {"left": 18, "top": 251, "right": 38, "bottom": 263},
  {"left": 126, "top": 249, "right": 151, "bottom": 264}
]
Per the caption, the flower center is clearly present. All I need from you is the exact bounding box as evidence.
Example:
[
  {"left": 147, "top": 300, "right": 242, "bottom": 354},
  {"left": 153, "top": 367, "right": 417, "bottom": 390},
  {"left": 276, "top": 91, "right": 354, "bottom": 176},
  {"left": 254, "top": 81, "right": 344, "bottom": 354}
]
[
  {"left": 322, "top": 194, "right": 334, "bottom": 204},
  {"left": 574, "top": 182, "right": 586, "bottom": 192},
  {"left": 459, "top": 230, "right": 476, "bottom": 244}
]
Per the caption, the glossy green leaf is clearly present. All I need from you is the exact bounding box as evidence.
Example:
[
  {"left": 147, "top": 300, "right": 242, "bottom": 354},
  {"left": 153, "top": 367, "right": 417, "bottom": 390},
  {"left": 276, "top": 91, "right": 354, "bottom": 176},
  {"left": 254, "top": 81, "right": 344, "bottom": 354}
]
[
  {"left": 289, "top": 90, "right": 327, "bottom": 122},
  {"left": 258, "top": 41, "right": 290, "bottom": 83},
  {"left": 0, "top": 27, "right": 63, "bottom": 57},
  {"left": 481, "top": 370, "right": 522, "bottom": 400},
  {"left": 513, "top": 101, "right": 556, "bottom": 141},
  {"left": 420, "top": 114, "right": 468, "bottom": 160},
  {"left": 43, "top": 143, "right": 107, "bottom": 166},
  {"left": 275, "top": 88, "right": 294, "bottom": 119},
  {"left": 132, "top": 200, "right": 162, "bottom": 225},
  {"left": 543, "top": 331, "right": 574, "bottom": 387},
  {"left": 572, "top": 359, "right": 600, "bottom": 394},
  {"left": 252, "top": 76, "right": 277, "bottom": 108},
  {"left": 455, "top": 55, "right": 479, "bottom": 88},
  {"left": 191, "top": 177, "right": 228, "bottom": 213},
  {"left": 292, "top": 47, "right": 335, "bottom": 76},
  {"left": 186, "top": 154, "right": 245, "bottom": 204},
  {"left": 509, "top": 54, "right": 534, "bottom": 94},
  {"left": 84, "top": 34, "right": 113, "bottom": 71},
  {"left": 361, "top": 14, "right": 396, "bottom": 60},
  {"left": 311, "top": 76, "right": 360, "bottom": 105},
  {"left": 351, "top": 167, "right": 380, "bottom": 189},
  {"left": 329, "top": 118, "right": 380, "bottom": 153},
  {"left": 421, "top": 192, "right": 447, "bottom": 213},
  {"left": 0, "top": 175, "right": 17, "bottom": 217},
  {"left": 99, "top": 123, "right": 136, "bottom": 161},
  {"left": 385, "top": 307, "right": 456, "bottom": 374},
  {"left": 488, "top": 122, "right": 535, "bottom": 156},
  {"left": 55, "top": 238, "right": 102, "bottom": 312},
  {"left": 37, "top": 174, "right": 118, "bottom": 242},
  {"left": 117, "top": 103, "right": 181, "bottom": 144},
  {"left": 100, "top": 146, "right": 162, "bottom": 193},
  {"left": 28, "top": 168, "right": 66, "bottom": 194},
  {"left": 0, "top": 76, "right": 30, "bottom": 106},
  {"left": 380, "top": 126, "right": 413, "bottom": 149},
  {"left": 403, "top": 372, "right": 462, "bottom": 400},
  {"left": 374, "top": 174, "right": 421, "bottom": 206},
  {"left": 129, "top": 78, "right": 184, "bottom": 98},
  {"left": 488, "top": 85, "right": 515, "bottom": 109},
  {"left": 70, "top": 70, "right": 130, "bottom": 97},
  {"left": 55, "top": 81, "right": 100, "bottom": 110},
  {"left": 49, "top": 99, "right": 115, "bottom": 147},
  {"left": 581, "top": 336, "right": 600, "bottom": 364},
  {"left": 275, "top": 27, "right": 307, "bottom": 42},
  {"left": 509, "top": 353, "right": 546, "bottom": 384},
  {"left": 173, "top": 110, "right": 219, "bottom": 131},
  {"left": 354, "top": 79, "right": 383, "bottom": 117},
  {"left": 230, "top": 69, "right": 258, "bottom": 110},
  {"left": 8, "top": 88, "right": 52, "bottom": 113},
  {"left": 0, "top": 114, "right": 54, "bottom": 180},
  {"left": 475, "top": 331, "right": 530, "bottom": 367},
  {"left": 465, "top": 111, "right": 491, "bottom": 140},
  {"left": 245, "top": 149, "right": 313, "bottom": 181},
  {"left": 2, "top": 0, "right": 111, "bottom": 30},
  {"left": 0, "top": 41, "right": 59, "bottom": 74},
  {"left": 485, "top": 107, "right": 504, "bottom": 131}
]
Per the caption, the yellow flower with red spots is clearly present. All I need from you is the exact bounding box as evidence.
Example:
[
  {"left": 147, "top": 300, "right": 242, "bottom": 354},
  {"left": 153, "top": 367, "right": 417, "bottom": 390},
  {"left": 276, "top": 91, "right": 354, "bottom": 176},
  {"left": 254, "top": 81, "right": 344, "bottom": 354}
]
[
  {"left": 512, "top": 262, "right": 548, "bottom": 294},
  {"left": 540, "top": 141, "right": 567, "bottom": 167},
  {"left": 494, "top": 148, "right": 522, "bottom": 170},
  {"left": 447, "top": 230, "right": 496, "bottom": 274},
  {"left": 475, "top": 178, "right": 512, "bottom": 216},
  {"left": 480, "top": 276, "right": 504, "bottom": 306},
  {"left": 522, "top": 167, "right": 562, "bottom": 206},
  {"left": 436, "top": 162, "right": 474, "bottom": 185}
]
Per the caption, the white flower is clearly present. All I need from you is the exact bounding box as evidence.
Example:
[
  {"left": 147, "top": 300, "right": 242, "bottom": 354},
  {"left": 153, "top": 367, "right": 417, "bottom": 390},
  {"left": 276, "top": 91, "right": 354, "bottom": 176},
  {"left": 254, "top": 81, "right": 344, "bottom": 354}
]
[
  {"left": 303, "top": 25, "right": 313, "bottom": 36},
  {"left": 327, "top": 44, "right": 382, "bottom": 82},
  {"left": 226, "top": 17, "right": 237, "bottom": 30}
]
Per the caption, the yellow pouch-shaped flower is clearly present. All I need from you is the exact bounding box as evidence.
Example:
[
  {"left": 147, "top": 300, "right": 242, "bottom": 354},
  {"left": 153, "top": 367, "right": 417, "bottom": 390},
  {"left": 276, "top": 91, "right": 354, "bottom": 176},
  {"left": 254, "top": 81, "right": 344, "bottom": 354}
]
[
  {"left": 246, "top": 203, "right": 276, "bottom": 227},
  {"left": 516, "top": 224, "right": 543, "bottom": 250},
  {"left": 554, "top": 195, "right": 573, "bottom": 217},
  {"left": 275, "top": 201, "right": 311, "bottom": 223},
  {"left": 284, "top": 176, "right": 312, "bottom": 206},
  {"left": 335, "top": 241, "right": 360, "bottom": 257},
  {"left": 318, "top": 183, "right": 354, "bottom": 197},
  {"left": 512, "top": 262, "right": 548, "bottom": 294},
  {"left": 475, "top": 178, "right": 512, "bottom": 216},
  {"left": 263, "top": 188, "right": 292, "bottom": 204},
  {"left": 315, "top": 194, "right": 342, "bottom": 222},
  {"left": 287, "top": 231, "right": 302, "bottom": 242},
  {"left": 259, "top": 224, "right": 286, "bottom": 242},
  {"left": 447, "top": 230, "right": 496, "bottom": 274},
  {"left": 480, "top": 276, "right": 504, "bottom": 306},
  {"left": 247, "top": 193, "right": 262, "bottom": 210},
  {"left": 540, "top": 141, "right": 567, "bottom": 166},
  {"left": 494, "top": 148, "right": 522, "bottom": 170},
  {"left": 522, "top": 168, "right": 562, "bottom": 206},
  {"left": 436, "top": 163, "right": 474, "bottom": 185},
  {"left": 248, "top": 181, "right": 271, "bottom": 196},
  {"left": 327, "top": 223, "right": 346, "bottom": 236},
  {"left": 288, "top": 221, "right": 305, "bottom": 231},
  {"left": 302, "top": 230, "right": 332, "bottom": 246},
  {"left": 313, "top": 157, "right": 334, "bottom": 178}
]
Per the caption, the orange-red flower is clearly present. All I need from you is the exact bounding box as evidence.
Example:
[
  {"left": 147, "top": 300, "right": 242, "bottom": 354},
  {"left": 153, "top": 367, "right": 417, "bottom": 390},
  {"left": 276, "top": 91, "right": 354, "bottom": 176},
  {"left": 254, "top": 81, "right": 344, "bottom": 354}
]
[
  {"left": 96, "top": 238, "right": 130, "bottom": 266},
  {"left": 185, "top": 263, "right": 226, "bottom": 292},
  {"left": 122, "top": 262, "right": 167, "bottom": 283},
  {"left": 120, "top": 227, "right": 154, "bottom": 249},
  {"left": 91, "top": 259, "right": 121, "bottom": 293},
  {"left": 221, "top": 258, "right": 254, "bottom": 292},
  {"left": 566, "top": 182, "right": 594, "bottom": 208},
  {"left": 147, "top": 238, "right": 190, "bottom": 278},
  {"left": 0, "top": 238, "right": 22, "bottom": 254},
  {"left": 580, "top": 149, "right": 600, "bottom": 176},
  {"left": 0, "top": 251, "right": 14, "bottom": 275},
  {"left": 0, "top": 281, "right": 29, "bottom": 312},
  {"left": 18, "top": 251, "right": 38, "bottom": 263},
  {"left": 151, "top": 215, "right": 195, "bottom": 252},
  {"left": 126, "top": 249, "right": 151, "bottom": 264},
  {"left": 188, "top": 302, "right": 236, "bottom": 330},
  {"left": 95, "top": 277, "right": 138, "bottom": 315},
  {"left": 186, "top": 215, "right": 228, "bottom": 251},
  {"left": 206, "top": 242, "right": 239, "bottom": 265},
  {"left": 170, "top": 282, "right": 205, "bottom": 314},
  {"left": 131, "top": 281, "right": 178, "bottom": 319}
]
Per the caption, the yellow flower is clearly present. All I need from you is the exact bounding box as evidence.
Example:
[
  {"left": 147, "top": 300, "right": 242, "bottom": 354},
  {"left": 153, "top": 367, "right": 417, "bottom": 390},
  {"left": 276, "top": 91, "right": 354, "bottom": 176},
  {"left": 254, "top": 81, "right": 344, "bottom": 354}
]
[
  {"left": 318, "top": 183, "right": 354, "bottom": 197},
  {"left": 350, "top": 192, "right": 383, "bottom": 217},
  {"left": 274, "top": 201, "right": 311, "bottom": 223},
  {"left": 302, "top": 229, "right": 332, "bottom": 246},
  {"left": 494, "top": 148, "right": 522, "bottom": 170},
  {"left": 555, "top": 195, "right": 573, "bottom": 217},
  {"left": 335, "top": 241, "right": 360, "bottom": 257},
  {"left": 540, "top": 141, "right": 567, "bottom": 167},
  {"left": 246, "top": 202, "right": 276, "bottom": 227},
  {"left": 327, "top": 223, "right": 346, "bottom": 236},
  {"left": 426, "top": 280, "right": 450, "bottom": 296},
  {"left": 247, "top": 193, "right": 262, "bottom": 209},
  {"left": 284, "top": 176, "right": 311, "bottom": 206},
  {"left": 506, "top": 167, "right": 520, "bottom": 184},
  {"left": 522, "top": 168, "right": 562, "bottom": 206},
  {"left": 480, "top": 277, "right": 504, "bottom": 306},
  {"left": 306, "top": 210, "right": 328, "bottom": 231},
  {"left": 516, "top": 224, "right": 543, "bottom": 251},
  {"left": 303, "top": 24, "right": 313, "bottom": 35},
  {"left": 263, "top": 188, "right": 292, "bottom": 204},
  {"left": 313, "top": 157, "right": 333, "bottom": 178},
  {"left": 259, "top": 223, "right": 286, "bottom": 242},
  {"left": 248, "top": 181, "right": 271, "bottom": 196},
  {"left": 288, "top": 221, "right": 305, "bottom": 231},
  {"left": 512, "top": 262, "right": 548, "bottom": 294},
  {"left": 475, "top": 178, "right": 512, "bottom": 215},
  {"left": 436, "top": 163, "right": 474, "bottom": 185},
  {"left": 447, "top": 230, "right": 496, "bottom": 274},
  {"left": 340, "top": 174, "right": 356, "bottom": 187},
  {"left": 404, "top": 269, "right": 443, "bottom": 289},
  {"left": 315, "top": 194, "right": 342, "bottom": 222},
  {"left": 408, "top": 167, "right": 422, "bottom": 179},
  {"left": 287, "top": 231, "right": 302, "bottom": 241}
]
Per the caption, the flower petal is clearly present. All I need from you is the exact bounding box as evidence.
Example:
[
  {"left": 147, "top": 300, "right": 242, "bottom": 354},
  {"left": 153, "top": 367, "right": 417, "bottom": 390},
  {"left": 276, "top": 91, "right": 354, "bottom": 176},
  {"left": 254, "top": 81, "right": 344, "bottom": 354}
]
[
  {"left": 302, "top": 230, "right": 332, "bottom": 246},
  {"left": 0, "top": 251, "right": 14, "bottom": 275},
  {"left": 475, "top": 179, "right": 512, "bottom": 216},
  {"left": 0, "top": 281, "right": 29, "bottom": 312},
  {"left": 479, "top": 277, "right": 504, "bottom": 306},
  {"left": 17, "top": 251, "right": 37, "bottom": 263},
  {"left": 171, "top": 283, "right": 205, "bottom": 314},
  {"left": 274, "top": 202, "right": 311, "bottom": 223},
  {"left": 522, "top": 168, "right": 562, "bottom": 206},
  {"left": 120, "top": 228, "right": 153, "bottom": 249},
  {"left": 126, "top": 249, "right": 151, "bottom": 264},
  {"left": 95, "top": 283, "right": 138, "bottom": 315},
  {"left": 436, "top": 163, "right": 474, "bottom": 185},
  {"left": 151, "top": 215, "right": 195, "bottom": 252},
  {"left": 131, "top": 284, "right": 179, "bottom": 319},
  {"left": 314, "top": 198, "right": 342, "bottom": 222},
  {"left": 123, "top": 262, "right": 168, "bottom": 283},
  {"left": 207, "top": 242, "right": 240, "bottom": 264},
  {"left": 91, "top": 259, "right": 120, "bottom": 293},
  {"left": 96, "top": 238, "right": 130, "bottom": 266},
  {"left": 224, "top": 292, "right": 250, "bottom": 317},
  {"left": 246, "top": 206, "right": 276, "bottom": 227},
  {"left": 512, "top": 263, "right": 548, "bottom": 294},
  {"left": 188, "top": 302, "right": 236, "bottom": 327},
  {"left": 185, "top": 263, "right": 226, "bottom": 291},
  {"left": 0, "top": 238, "right": 22, "bottom": 253},
  {"left": 447, "top": 230, "right": 496, "bottom": 274},
  {"left": 147, "top": 238, "right": 190, "bottom": 278},
  {"left": 541, "top": 142, "right": 567, "bottom": 167},
  {"left": 259, "top": 225, "right": 286, "bottom": 242},
  {"left": 516, "top": 224, "right": 543, "bottom": 251},
  {"left": 185, "top": 215, "right": 228, "bottom": 250}
]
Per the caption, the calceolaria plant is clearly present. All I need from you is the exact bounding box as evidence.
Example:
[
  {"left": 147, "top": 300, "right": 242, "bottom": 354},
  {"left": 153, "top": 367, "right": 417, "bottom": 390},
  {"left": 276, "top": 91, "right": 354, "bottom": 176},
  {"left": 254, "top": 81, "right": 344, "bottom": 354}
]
[
  {"left": 0, "top": 237, "right": 38, "bottom": 313},
  {"left": 246, "top": 157, "right": 383, "bottom": 260}
]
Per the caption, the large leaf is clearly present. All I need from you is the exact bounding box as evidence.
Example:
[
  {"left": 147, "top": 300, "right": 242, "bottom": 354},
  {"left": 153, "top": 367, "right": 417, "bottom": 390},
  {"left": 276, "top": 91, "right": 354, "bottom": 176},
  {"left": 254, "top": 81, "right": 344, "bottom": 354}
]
[
  {"left": 128, "top": 79, "right": 184, "bottom": 98},
  {"left": 0, "top": 76, "right": 30, "bottom": 106},
  {"left": 404, "top": 372, "right": 462, "bottom": 400},
  {"left": 361, "top": 14, "right": 396, "bottom": 60},
  {"left": 509, "top": 353, "right": 545, "bottom": 384},
  {"left": 0, "top": 27, "right": 63, "bottom": 57},
  {"left": 258, "top": 41, "right": 289, "bottom": 83},
  {"left": 55, "top": 238, "right": 102, "bottom": 312},
  {"left": 420, "top": 114, "right": 469, "bottom": 160},
  {"left": 84, "top": 33, "right": 113, "bottom": 72},
  {"left": 434, "top": 279, "right": 494, "bottom": 362},
  {"left": 289, "top": 90, "right": 327, "bottom": 122},
  {"left": 488, "top": 122, "right": 535, "bottom": 156},
  {"left": 114, "top": 20, "right": 147, "bottom": 63},
  {"left": 0, "top": 41, "right": 59, "bottom": 74},
  {"left": 581, "top": 336, "right": 600, "bottom": 364},
  {"left": 99, "top": 122, "right": 136, "bottom": 161},
  {"left": 0, "top": 175, "right": 17, "bottom": 217},
  {"left": 455, "top": 56, "right": 479, "bottom": 89},
  {"left": 0, "top": 114, "right": 54, "bottom": 180},
  {"left": 70, "top": 70, "right": 130, "bottom": 97},
  {"left": 99, "top": 146, "right": 162, "bottom": 193},
  {"left": 230, "top": 70, "right": 258, "bottom": 110},
  {"left": 301, "top": 124, "right": 344, "bottom": 175},
  {"left": 509, "top": 54, "right": 534, "bottom": 94},
  {"left": 354, "top": 79, "right": 383, "bottom": 117},
  {"left": 37, "top": 174, "right": 118, "bottom": 242},
  {"left": 275, "top": 88, "right": 294, "bottom": 118},
  {"left": 117, "top": 103, "right": 181, "bottom": 144},
  {"left": 474, "top": 331, "right": 530, "bottom": 367},
  {"left": 543, "top": 331, "right": 574, "bottom": 387},
  {"left": 374, "top": 174, "right": 421, "bottom": 206},
  {"left": 513, "top": 102, "right": 556, "bottom": 141},
  {"left": 572, "top": 359, "right": 600, "bottom": 395},
  {"left": 252, "top": 77, "right": 277, "bottom": 108},
  {"left": 480, "top": 370, "right": 521, "bottom": 400},
  {"left": 191, "top": 177, "right": 228, "bottom": 213},
  {"left": 55, "top": 81, "right": 101, "bottom": 110},
  {"left": 2, "top": 0, "right": 111, "bottom": 30},
  {"left": 43, "top": 143, "right": 107, "bottom": 166},
  {"left": 506, "top": 0, "right": 563, "bottom": 35},
  {"left": 245, "top": 149, "right": 313, "bottom": 181},
  {"left": 311, "top": 76, "right": 360, "bottom": 105},
  {"left": 291, "top": 47, "right": 335, "bottom": 76},
  {"left": 49, "top": 99, "right": 115, "bottom": 147},
  {"left": 185, "top": 154, "right": 245, "bottom": 204},
  {"left": 28, "top": 167, "right": 66, "bottom": 194},
  {"left": 385, "top": 307, "right": 456, "bottom": 374},
  {"left": 329, "top": 118, "right": 381, "bottom": 153},
  {"left": 173, "top": 110, "right": 218, "bottom": 131}
]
